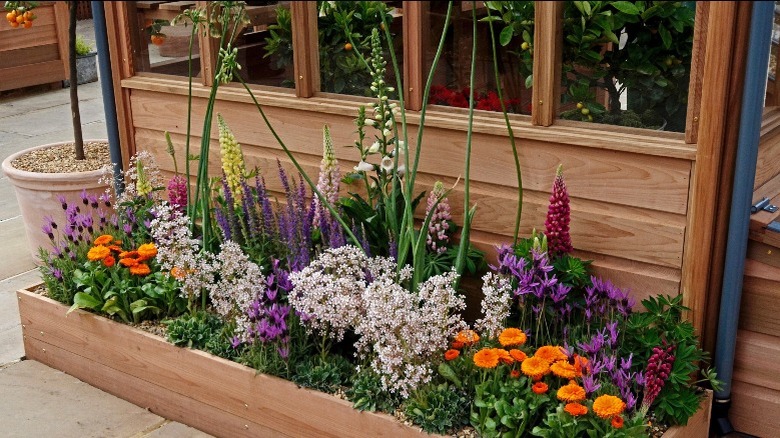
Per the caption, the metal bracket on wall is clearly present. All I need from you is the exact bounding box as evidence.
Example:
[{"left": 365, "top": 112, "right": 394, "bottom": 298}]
[
  {"left": 768, "top": 221, "right": 780, "bottom": 233},
  {"left": 751, "top": 197, "right": 779, "bottom": 214}
]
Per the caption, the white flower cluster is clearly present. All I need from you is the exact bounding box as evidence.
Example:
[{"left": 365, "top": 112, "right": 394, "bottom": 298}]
[
  {"left": 357, "top": 269, "right": 466, "bottom": 398},
  {"left": 119, "top": 150, "right": 165, "bottom": 203},
  {"left": 290, "top": 245, "right": 465, "bottom": 398},
  {"left": 150, "top": 203, "right": 219, "bottom": 302},
  {"left": 209, "top": 241, "right": 265, "bottom": 341},
  {"left": 475, "top": 272, "right": 514, "bottom": 338}
]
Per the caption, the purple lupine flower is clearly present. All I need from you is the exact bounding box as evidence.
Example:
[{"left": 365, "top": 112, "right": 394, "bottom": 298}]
[
  {"left": 214, "top": 207, "right": 232, "bottom": 241},
  {"left": 544, "top": 164, "right": 572, "bottom": 256},
  {"left": 167, "top": 174, "right": 188, "bottom": 214},
  {"left": 425, "top": 181, "right": 452, "bottom": 254}
]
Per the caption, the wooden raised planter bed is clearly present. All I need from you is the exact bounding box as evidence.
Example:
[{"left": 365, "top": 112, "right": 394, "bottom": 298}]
[
  {"left": 17, "top": 286, "right": 712, "bottom": 437},
  {"left": 0, "top": 1, "right": 69, "bottom": 92}
]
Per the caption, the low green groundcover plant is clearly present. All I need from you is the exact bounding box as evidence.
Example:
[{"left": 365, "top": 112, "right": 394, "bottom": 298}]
[{"left": 37, "top": 2, "right": 718, "bottom": 437}]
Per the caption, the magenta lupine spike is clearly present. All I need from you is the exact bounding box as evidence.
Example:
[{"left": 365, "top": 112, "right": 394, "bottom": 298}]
[
  {"left": 425, "top": 181, "right": 452, "bottom": 254},
  {"left": 167, "top": 175, "right": 188, "bottom": 214},
  {"left": 642, "top": 344, "right": 676, "bottom": 409},
  {"left": 313, "top": 125, "right": 340, "bottom": 228},
  {"left": 545, "top": 164, "right": 573, "bottom": 256}
]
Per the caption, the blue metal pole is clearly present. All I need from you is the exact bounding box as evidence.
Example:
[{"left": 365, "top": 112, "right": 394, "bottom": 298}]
[
  {"left": 91, "top": 1, "right": 124, "bottom": 195},
  {"left": 714, "top": 0, "right": 773, "bottom": 402}
]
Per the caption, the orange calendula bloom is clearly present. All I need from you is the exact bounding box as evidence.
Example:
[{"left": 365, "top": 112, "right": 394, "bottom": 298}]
[
  {"left": 119, "top": 250, "right": 139, "bottom": 259},
  {"left": 120, "top": 258, "right": 139, "bottom": 267},
  {"left": 534, "top": 346, "right": 567, "bottom": 363},
  {"left": 551, "top": 359, "right": 582, "bottom": 380},
  {"left": 509, "top": 349, "right": 527, "bottom": 362},
  {"left": 137, "top": 243, "right": 158, "bottom": 259},
  {"left": 93, "top": 235, "right": 113, "bottom": 246},
  {"left": 532, "top": 382, "right": 548, "bottom": 394},
  {"left": 455, "top": 330, "right": 480, "bottom": 346},
  {"left": 564, "top": 403, "right": 588, "bottom": 417},
  {"left": 593, "top": 395, "right": 626, "bottom": 419},
  {"left": 557, "top": 381, "right": 586, "bottom": 403},
  {"left": 87, "top": 245, "right": 111, "bottom": 261},
  {"left": 510, "top": 369, "right": 521, "bottom": 378},
  {"left": 494, "top": 348, "right": 513, "bottom": 365},
  {"left": 129, "top": 263, "right": 151, "bottom": 276},
  {"left": 444, "top": 349, "right": 460, "bottom": 361},
  {"left": 521, "top": 356, "right": 550, "bottom": 380},
  {"left": 452, "top": 341, "right": 465, "bottom": 350},
  {"left": 473, "top": 348, "right": 499, "bottom": 369},
  {"left": 102, "top": 255, "right": 116, "bottom": 268},
  {"left": 498, "top": 328, "right": 527, "bottom": 347},
  {"left": 611, "top": 415, "right": 624, "bottom": 429}
]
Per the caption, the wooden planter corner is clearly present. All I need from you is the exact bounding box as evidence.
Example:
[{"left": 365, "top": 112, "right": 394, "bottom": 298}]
[{"left": 16, "top": 286, "right": 711, "bottom": 437}]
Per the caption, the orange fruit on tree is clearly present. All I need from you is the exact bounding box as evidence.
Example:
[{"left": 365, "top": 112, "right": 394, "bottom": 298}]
[
  {"left": 344, "top": 42, "right": 353, "bottom": 51},
  {"left": 23, "top": 20, "right": 32, "bottom": 28},
  {"left": 150, "top": 34, "right": 165, "bottom": 46},
  {"left": 6, "top": 11, "right": 16, "bottom": 22},
  {"left": 16, "top": 14, "right": 25, "bottom": 24},
  {"left": 9, "top": 20, "right": 19, "bottom": 28},
  {"left": 23, "top": 11, "right": 31, "bottom": 20}
]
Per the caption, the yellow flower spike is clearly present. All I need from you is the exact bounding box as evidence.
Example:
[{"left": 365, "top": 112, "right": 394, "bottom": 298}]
[{"left": 218, "top": 113, "right": 246, "bottom": 206}]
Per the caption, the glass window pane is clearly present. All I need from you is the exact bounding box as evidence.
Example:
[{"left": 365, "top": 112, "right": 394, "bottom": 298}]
[
  {"left": 559, "top": 1, "right": 696, "bottom": 132},
  {"left": 317, "top": 1, "right": 403, "bottom": 97},
  {"left": 424, "top": 1, "right": 534, "bottom": 115},
  {"left": 133, "top": 3, "right": 201, "bottom": 77},
  {"left": 236, "top": 2, "right": 295, "bottom": 88}
]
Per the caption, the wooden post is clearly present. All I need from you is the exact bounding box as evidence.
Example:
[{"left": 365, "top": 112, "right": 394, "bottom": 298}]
[
  {"left": 531, "top": 1, "right": 563, "bottom": 126},
  {"left": 685, "top": 3, "right": 711, "bottom": 144},
  {"left": 53, "top": 1, "right": 70, "bottom": 80},
  {"left": 680, "top": 1, "right": 742, "bottom": 336},
  {"left": 196, "top": 1, "right": 218, "bottom": 87},
  {"left": 403, "top": 1, "right": 424, "bottom": 111},
  {"left": 291, "top": 1, "right": 319, "bottom": 97}
]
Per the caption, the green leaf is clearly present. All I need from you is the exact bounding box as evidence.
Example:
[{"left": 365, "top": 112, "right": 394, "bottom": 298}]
[
  {"left": 499, "top": 26, "right": 514, "bottom": 46},
  {"left": 69, "top": 292, "right": 102, "bottom": 312},
  {"left": 525, "top": 74, "right": 533, "bottom": 89},
  {"left": 611, "top": 1, "right": 640, "bottom": 15},
  {"left": 658, "top": 24, "right": 672, "bottom": 49}
]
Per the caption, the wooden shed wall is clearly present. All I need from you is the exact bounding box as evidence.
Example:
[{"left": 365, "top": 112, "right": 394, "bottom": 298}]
[
  {"left": 124, "top": 75, "right": 694, "bottom": 303},
  {"left": 0, "top": 2, "right": 68, "bottom": 92},
  {"left": 731, "top": 109, "right": 780, "bottom": 437}
]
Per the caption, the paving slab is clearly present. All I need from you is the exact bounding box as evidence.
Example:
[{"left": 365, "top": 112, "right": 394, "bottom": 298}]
[
  {"left": 0, "top": 176, "right": 21, "bottom": 221},
  {"left": 0, "top": 269, "right": 40, "bottom": 365},
  {"left": 0, "top": 217, "right": 36, "bottom": 278},
  {"left": 0, "top": 360, "right": 167, "bottom": 438},
  {"left": 142, "top": 420, "right": 214, "bottom": 438}
]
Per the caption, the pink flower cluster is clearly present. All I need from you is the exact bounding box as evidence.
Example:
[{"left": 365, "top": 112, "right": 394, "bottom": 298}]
[
  {"left": 642, "top": 344, "right": 676, "bottom": 408},
  {"left": 425, "top": 182, "right": 451, "bottom": 254},
  {"left": 545, "top": 165, "right": 573, "bottom": 256},
  {"left": 167, "top": 175, "right": 188, "bottom": 214}
]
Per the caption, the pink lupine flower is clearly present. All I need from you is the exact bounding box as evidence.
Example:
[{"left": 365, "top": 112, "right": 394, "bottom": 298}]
[
  {"left": 545, "top": 164, "right": 573, "bottom": 256},
  {"left": 167, "top": 174, "right": 188, "bottom": 214},
  {"left": 313, "top": 125, "right": 340, "bottom": 228},
  {"left": 642, "top": 344, "right": 676, "bottom": 409},
  {"left": 426, "top": 181, "right": 451, "bottom": 254}
]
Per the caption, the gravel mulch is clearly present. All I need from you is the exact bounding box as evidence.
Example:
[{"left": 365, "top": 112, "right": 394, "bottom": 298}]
[{"left": 12, "top": 141, "right": 110, "bottom": 173}]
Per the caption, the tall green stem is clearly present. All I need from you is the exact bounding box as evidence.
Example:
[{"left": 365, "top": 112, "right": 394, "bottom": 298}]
[{"left": 185, "top": 23, "right": 196, "bottom": 215}]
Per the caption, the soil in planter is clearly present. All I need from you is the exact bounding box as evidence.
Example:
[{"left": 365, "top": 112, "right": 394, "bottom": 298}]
[{"left": 11, "top": 142, "right": 109, "bottom": 173}]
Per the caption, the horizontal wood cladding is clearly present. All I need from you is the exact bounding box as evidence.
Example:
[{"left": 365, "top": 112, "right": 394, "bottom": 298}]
[
  {"left": 18, "top": 290, "right": 431, "bottom": 438},
  {"left": 739, "top": 259, "right": 780, "bottom": 337},
  {"left": 129, "top": 85, "right": 690, "bottom": 290},
  {"left": 731, "top": 379, "right": 780, "bottom": 438}
]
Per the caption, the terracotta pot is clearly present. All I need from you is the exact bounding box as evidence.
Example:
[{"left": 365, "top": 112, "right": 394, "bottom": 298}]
[{"left": 1, "top": 141, "right": 111, "bottom": 263}]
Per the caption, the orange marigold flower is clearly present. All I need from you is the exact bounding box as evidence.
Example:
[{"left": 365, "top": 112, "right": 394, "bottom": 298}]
[
  {"left": 551, "top": 359, "right": 582, "bottom": 380},
  {"left": 452, "top": 341, "right": 465, "bottom": 350},
  {"left": 611, "top": 415, "right": 624, "bottom": 429},
  {"left": 102, "top": 255, "right": 116, "bottom": 268},
  {"left": 113, "top": 240, "right": 122, "bottom": 245},
  {"left": 509, "top": 349, "right": 527, "bottom": 362},
  {"left": 557, "top": 381, "right": 586, "bottom": 403},
  {"left": 87, "top": 245, "right": 110, "bottom": 261},
  {"left": 498, "top": 328, "right": 527, "bottom": 347},
  {"left": 119, "top": 250, "right": 139, "bottom": 259},
  {"left": 473, "top": 348, "right": 499, "bottom": 369},
  {"left": 534, "top": 345, "right": 567, "bottom": 363},
  {"left": 445, "top": 349, "right": 460, "bottom": 361},
  {"left": 120, "top": 258, "right": 139, "bottom": 267},
  {"left": 564, "top": 403, "right": 588, "bottom": 417},
  {"left": 455, "top": 330, "right": 480, "bottom": 346},
  {"left": 93, "top": 235, "right": 113, "bottom": 246},
  {"left": 510, "top": 369, "right": 521, "bottom": 379},
  {"left": 170, "top": 267, "right": 185, "bottom": 280},
  {"left": 137, "top": 243, "right": 157, "bottom": 259},
  {"left": 521, "top": 356, "right": 550, "bottom": 380},
  {"left": 532, "top": 382, "right": 548, "bottom": 394},
  {"left": 494, "top": 348, "right": 513, "bottom": 365},
  {"left": 129, "top": 263, "right": 151, "bottom": 276},
  {"left": 108, "top": 245, "right": 123, "bottom": 252},
  {"left": 593, "top": 395, "right": 626, "bottom": 419}
]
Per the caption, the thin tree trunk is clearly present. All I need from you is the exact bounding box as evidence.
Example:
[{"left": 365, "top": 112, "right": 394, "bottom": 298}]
[{"left": 69, "top": 1, "right": 85, "bottom": 160}]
